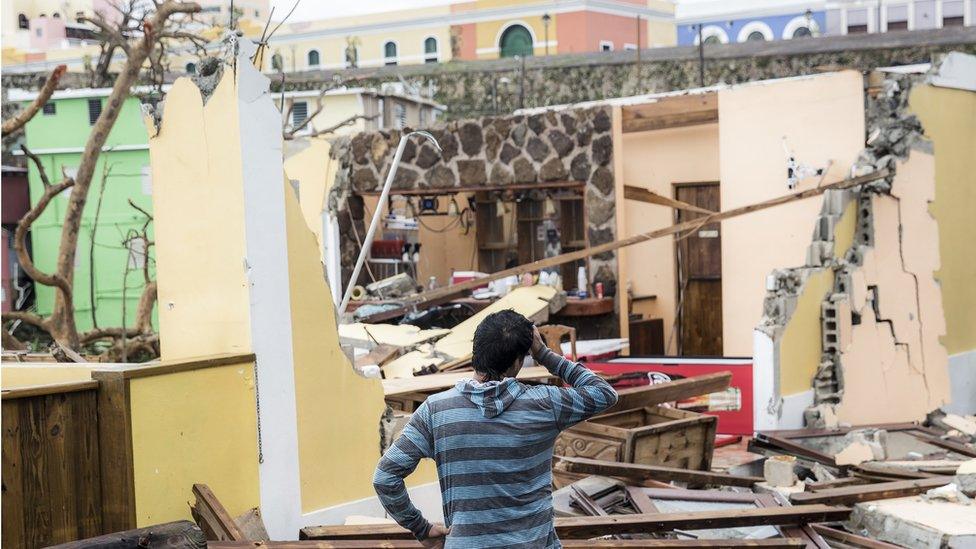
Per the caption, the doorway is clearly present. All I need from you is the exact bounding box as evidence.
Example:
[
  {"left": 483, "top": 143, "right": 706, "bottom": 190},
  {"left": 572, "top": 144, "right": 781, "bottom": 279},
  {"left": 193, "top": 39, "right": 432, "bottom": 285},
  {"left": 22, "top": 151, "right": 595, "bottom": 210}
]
[{"left": 674, "top": 182, "right": 722, "bottom": 356}]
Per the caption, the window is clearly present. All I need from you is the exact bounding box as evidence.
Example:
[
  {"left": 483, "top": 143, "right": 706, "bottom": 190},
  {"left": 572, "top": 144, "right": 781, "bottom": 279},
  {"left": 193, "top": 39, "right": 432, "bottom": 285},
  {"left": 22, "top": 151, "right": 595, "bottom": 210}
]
[
  {"left": 307, "top": 49, "right": 320, "bottom": 67},
  {"left": 271, "top": 52, "right": 283, "bottom": 71},
  {"left": 36, "top": 28, "right": 43, "bottom": 37},
  {"left": 393, "top": 102, "right": 406, "bottom": 129},
  {"left": 696, "top": 25, "right": 730, "bottom": 45},
  {"left": 52, "top": 12, "right": 60, "bottom": 18},
  {"left": 424, "top": 37, "right": 438, "bottom": 63},
  {"left": 42, "top": 102, "right": 56, "bottom": 115},
  {"left": 746, "top": 31, "right": 766, "bottom": 41},
  {"left": 87, "top": 98, "right": 101, "bottom": 125},
  {"left": 419, "top": 107, "right": 427, "bottom": 127},
  {"left": 292, "top": 101, "right": 309, "bottom": 127},
  {"left": 703, "top": 35, "right": 722, "bottom": 45},
  {"left": 943, "top": 15, "right": 965, "bottom": 26},
  {"left": 847, "top": 24, "right": 868, "bottom": 34},
  {"left": 887, "top": 20, "right": 908, "bottom": 30},
  {"left": 792, "top": 26, "right": 812, "bottom": 38},
  {"left": 737, "top": 21, "right": 773, "bottom": 43},
  {"left": 383, "top": 41, "right": 398, "bottom": 65},
  {"left": 18, "top": 13, "right": 28, "bottom": 29},
  {"left": 185, "top": 62, "right": 196, "bottom": 74},
  {"left": 499, "top": 24, "right": 533, "bottom": 57},
  {"left": 599, "top": 40, "right": 614, "bottom": 52},
  {"left": 254, "top": 9, "right": 260, "bottom": 17}
]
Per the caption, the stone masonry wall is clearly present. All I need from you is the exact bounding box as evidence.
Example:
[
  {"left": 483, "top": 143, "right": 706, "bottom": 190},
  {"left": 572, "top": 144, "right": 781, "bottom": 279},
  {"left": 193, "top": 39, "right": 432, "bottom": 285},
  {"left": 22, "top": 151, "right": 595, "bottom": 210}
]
[{"left": 328, "top": 106, "right": 619, "bottom": 321}]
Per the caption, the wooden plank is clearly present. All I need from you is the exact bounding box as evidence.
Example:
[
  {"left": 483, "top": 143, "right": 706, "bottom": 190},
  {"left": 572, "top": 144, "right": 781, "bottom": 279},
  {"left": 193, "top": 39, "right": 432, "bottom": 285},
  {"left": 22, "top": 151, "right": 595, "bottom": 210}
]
[
  {"left": 382, "top": 366, "right": 552, "bottom": 397},
  {"left": 606, "top": 372, "right": 731, "bottom": 414},
  {"left": 218, "top": 540, "right": 808, "bottom": 548},
  {"left": 90, "top": 353, "right": 256, "bottom": 380},
  {"left": 2, "top": 399, "right": 25, "bottom": 549},
  {"left": 623, "top": 109, "right": 719, "bottom": 133},
  {"left": 556, "top": 456, "right": 761, "bottom": 487},
  {"left": 806, "top": 477, "right": 870, "bottom": 492},
  {"left": 354, "top": 180, "right": 585, "bottom": 196},
  {"left": 554, "top": 505, "right": 851, "bottom": 538},
  {"left": 1, "top": 380, "right": 99, "bottom": 400},
  {"left": 46, "top": 520, "right": 206, "bottom": 549},
  {"left": 400, "top": 169, "right": 890, "bottom": 308},
  {"left": 71, "top": 389, "right": 103, "bottom": 541},
  {"left": 558, "top": 297, "right": 615, "bottom": 317},
  {"left": 624, "top": 186, "right": 716, "bottom": 215},
  {"left": 190, "top": 484, "right": 247, "bottom": 541},
  {"left": 621, "top": 94, "right": 719, "bottom": 134},
  {"left": 809, "top": 524, "right": 902, "bottom": 549},
  {"left": 300, "top": 506, "right": 848, "bottom": 541},
  {"left": 789, "top": 476, "right": 953, "bottom": 505},
  {"left": 91, "top": 371, "right": 136, "bottom": 533}
]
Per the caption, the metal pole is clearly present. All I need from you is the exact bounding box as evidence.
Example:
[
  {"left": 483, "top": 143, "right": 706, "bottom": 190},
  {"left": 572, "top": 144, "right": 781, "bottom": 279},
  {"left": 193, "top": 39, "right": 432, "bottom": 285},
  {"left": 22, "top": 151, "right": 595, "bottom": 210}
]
[
  {"left": 635, "top": 15, "right": 642, "bottom": 91},
  {"left": 518, "top": 54, "right": 525, "bottom": 109},
  {"left": 697, "top": 24, "right": 705, "bottom": 87},
  {"left": 337, "top": 131, "right": 441, "bottom": 316}
]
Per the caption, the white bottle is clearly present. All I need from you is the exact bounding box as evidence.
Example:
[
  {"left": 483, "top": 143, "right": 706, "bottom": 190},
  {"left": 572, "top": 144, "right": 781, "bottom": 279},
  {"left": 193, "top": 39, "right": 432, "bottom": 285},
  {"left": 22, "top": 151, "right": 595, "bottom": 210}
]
[{"left": 577, "top": 266, "right": 587, "bottom": 296}]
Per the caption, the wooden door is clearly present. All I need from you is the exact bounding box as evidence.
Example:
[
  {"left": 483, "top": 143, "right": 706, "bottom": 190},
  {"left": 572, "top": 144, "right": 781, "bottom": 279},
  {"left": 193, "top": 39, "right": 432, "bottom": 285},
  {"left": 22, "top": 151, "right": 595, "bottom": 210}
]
[{"left": 674, "top": 183, "right": 722, "bottom": 356}]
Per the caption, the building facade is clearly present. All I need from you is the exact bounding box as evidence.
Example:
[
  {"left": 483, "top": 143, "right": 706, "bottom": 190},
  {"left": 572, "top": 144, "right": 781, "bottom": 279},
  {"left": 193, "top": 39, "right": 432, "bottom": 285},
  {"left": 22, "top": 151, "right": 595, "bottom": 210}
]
[
  {"left": 824, "top": 0, "right": 974, "bottom": 34},
  {"left": 10, "top": 87, "right": 154, "bottom": 331},
  {"left": 257, "top": 0, "right": 677, "bottom": 73},
  {"left": 676, "top": 1, "right": 827, "bottom": 45}
]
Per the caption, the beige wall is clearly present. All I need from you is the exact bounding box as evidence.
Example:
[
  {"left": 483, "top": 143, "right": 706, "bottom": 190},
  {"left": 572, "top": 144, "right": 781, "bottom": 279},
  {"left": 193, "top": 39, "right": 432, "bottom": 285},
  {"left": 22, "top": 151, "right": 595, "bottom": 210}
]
[
  {"left": 619, "top": 123, "right": 720, "bottom": 352},
  {"left": 718, "top": 71, "right": 865, "bottom": 356},
  {"left": 910, "top": 84, "right": 976, "bottom": 356}
]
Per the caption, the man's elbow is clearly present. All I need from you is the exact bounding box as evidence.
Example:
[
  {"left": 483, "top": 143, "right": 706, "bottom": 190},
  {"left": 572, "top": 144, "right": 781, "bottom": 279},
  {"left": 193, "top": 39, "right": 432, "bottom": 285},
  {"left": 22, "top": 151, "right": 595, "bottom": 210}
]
[
  {"left": 372, "top": 465, "right": 394, "bottom": 496},
  {"left": 601, "top": 385, "right": 619, "bottom": 410}
]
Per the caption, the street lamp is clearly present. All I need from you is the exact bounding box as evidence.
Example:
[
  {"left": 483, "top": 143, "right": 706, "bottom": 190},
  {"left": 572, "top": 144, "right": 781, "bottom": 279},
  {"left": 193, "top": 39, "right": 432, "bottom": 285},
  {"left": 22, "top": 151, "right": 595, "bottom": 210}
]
[{"left": 542, "top": 13, "right": 551, "bottom": 55}]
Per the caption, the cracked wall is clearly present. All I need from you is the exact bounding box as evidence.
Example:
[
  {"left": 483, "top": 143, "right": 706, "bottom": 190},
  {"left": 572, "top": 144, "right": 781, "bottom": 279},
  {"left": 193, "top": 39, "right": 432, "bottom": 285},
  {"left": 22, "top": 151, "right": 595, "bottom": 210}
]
[{"left": 758, "top": 71, "right": 956, "bottom": 426}]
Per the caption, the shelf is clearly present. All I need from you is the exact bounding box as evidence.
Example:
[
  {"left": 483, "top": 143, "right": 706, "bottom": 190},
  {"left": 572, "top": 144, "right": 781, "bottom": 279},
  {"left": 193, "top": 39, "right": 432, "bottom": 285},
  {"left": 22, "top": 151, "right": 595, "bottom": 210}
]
[{"left": 556, "top": 297, "right": 615, "bottom": 317}]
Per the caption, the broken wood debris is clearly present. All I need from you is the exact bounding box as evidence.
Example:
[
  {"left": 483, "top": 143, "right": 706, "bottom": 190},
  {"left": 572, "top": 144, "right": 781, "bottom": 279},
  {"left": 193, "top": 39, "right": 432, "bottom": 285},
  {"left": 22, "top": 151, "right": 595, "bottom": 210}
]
[
  {"left": 789, "top": 476, "right": 955, "bottom": 505},
  {"left": 214, "top": 540, "right": 810, "bottom": 548},
  {"left": 556, "top": 456, "right": 762, "bottom": 487}
]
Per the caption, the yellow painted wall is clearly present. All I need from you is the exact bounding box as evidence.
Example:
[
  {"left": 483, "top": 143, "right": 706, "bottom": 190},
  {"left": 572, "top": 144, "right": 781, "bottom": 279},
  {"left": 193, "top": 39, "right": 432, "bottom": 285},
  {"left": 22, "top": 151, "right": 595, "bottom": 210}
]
[
  {"left": 910, "top": 84, "right": 976, "bottom": 355},
  {"left": 619, "top": 123, "right": 721, "bottom": 352},
  {"left": 0, "top": 364, "right": 95, "bottom": 388},
  {"left": 284, "top": 137, "right": 337, "bottom": 248},
  {"left": 718, "top": 71, "right": 865, "bottom": 357},
  {"left": 832, "top": 199, "right": 857, "bottom": 261},
  {"left": 282, "top": 179, "right": 436, "bottom": 513},
  {"left": 129, "top": 361, "right": 260, "bottom": 525},
  {"left": 779, "top": 268, "right": 834, "bottom": 396},
  {"left": 148, "top": 77, "right": 253, "bottom": 360}
]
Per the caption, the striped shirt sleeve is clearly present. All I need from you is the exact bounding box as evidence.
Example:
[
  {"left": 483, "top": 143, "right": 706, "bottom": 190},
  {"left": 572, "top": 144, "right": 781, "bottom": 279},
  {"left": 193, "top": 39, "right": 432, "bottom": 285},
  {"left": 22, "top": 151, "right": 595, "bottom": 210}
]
[
  {"left": 372, "top": 401, "right": 435, "bottom": 541},
  {"left": 536, "top": 347, "right": 619, "bottom": 430}
]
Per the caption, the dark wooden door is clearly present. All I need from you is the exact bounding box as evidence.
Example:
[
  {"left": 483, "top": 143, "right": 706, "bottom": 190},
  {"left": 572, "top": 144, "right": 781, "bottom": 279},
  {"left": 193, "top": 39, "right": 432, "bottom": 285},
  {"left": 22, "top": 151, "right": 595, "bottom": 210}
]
[{"left": 675, "top": 183, "right": 722, "bottom": 356}]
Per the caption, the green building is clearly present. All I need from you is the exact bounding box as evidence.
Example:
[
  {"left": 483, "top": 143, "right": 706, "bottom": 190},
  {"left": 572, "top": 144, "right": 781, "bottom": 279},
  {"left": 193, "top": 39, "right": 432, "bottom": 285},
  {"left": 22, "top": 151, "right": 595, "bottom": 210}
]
[{"left": 12, "top": 87, "right": 156, "bottom": 332}]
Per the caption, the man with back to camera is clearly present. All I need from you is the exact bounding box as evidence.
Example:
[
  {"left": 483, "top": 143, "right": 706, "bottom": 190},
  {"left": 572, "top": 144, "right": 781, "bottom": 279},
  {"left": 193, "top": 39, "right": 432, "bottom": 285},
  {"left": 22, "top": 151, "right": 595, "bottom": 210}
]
[{"left": 373, "top": 310, "right": 619, "bottom": 548}]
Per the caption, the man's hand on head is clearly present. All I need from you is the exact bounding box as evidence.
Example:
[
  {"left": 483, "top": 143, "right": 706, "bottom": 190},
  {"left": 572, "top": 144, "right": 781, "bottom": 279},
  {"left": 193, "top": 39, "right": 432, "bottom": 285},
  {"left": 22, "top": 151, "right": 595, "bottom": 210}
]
[
  {"left": 421, "top": 525, "right": 450, "bottom": 549},
  {"left": 530, "top": 326, "right": 547, "bottom": 360}
]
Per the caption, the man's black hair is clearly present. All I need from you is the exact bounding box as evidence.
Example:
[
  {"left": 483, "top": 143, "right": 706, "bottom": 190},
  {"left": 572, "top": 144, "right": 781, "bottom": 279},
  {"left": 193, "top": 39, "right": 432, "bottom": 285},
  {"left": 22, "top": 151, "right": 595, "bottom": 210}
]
[{"left": 472, "top": 309, "right": 534, "bottom": 379}]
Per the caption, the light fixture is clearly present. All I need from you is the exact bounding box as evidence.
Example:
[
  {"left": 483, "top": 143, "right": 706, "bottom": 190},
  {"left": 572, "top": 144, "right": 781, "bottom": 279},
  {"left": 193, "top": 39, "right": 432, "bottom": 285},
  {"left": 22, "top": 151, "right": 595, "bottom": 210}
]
[
  {"left": 447, "top": 196, "right": 460, "bottom": 216},
  {"left": 544, "top": 194, "right": 556, "bottom": 217},
  {"left": 495, "top": 195, "right": 507, "bottom": 218}
]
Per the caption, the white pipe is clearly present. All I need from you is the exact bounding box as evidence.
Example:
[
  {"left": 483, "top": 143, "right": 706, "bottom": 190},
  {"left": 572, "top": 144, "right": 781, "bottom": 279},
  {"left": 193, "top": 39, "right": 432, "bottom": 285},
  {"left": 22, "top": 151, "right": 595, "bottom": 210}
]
[{"left": 338, "top": 130, "right": 441, "bottom": 317}]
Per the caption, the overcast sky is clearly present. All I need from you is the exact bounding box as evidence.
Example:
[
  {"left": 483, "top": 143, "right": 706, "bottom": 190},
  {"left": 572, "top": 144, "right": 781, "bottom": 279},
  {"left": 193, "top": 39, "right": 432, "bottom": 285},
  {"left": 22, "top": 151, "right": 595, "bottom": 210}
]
[{"left": 266, "top": 0, "right": 743, "bottom": 22}]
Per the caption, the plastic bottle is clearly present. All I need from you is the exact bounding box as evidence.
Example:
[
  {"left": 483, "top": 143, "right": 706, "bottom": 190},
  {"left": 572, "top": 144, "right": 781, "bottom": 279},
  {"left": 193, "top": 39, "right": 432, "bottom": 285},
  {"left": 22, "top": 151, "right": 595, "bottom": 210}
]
[{"left": 577, "top": 266, "right": 588, "bottom": 298}]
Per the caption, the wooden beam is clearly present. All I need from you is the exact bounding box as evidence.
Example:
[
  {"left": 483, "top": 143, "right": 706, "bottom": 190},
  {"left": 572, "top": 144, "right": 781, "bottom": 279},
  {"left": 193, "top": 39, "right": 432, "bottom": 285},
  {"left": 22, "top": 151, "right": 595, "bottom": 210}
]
[
  {"left": 190, "top": 484, "right": 247, "bottom": 541},
  {"left": 607, "top": 372, "right": 731, "bottom": 414},
  {"left": 624, "top": 186, "right": 716, "bottom": 215},
  {"left": 354, "top": 180, "right": 585, "bottom": 196},
  {"left": 810, "top": 524, "right": 903, "bottom": 549},
  {"left": 554, "top": 505, "right": 851, "bottom": 538},
  {"left": 301, "top": 506, "right": 848, "bottom": 542},
  {"left": 555, "top": 456, "right": 761, "bottom": 487},
  {"left": 789, "top": 476, "right": 953, "bottom": 506},
  {"left": 219, "top": 540, "right": 808, "bottom": 548},
  {"left": 401, "top": 169, "right": 889, "bottom": 307},
  {"left": 383, "top": 366, "right": 552, "bottom": 397},
  {"left": 621, "top": 94, "right": 719, "bottom": 134},
  {"left": 91, "top": 370, "right": 137, "bottom": 533},
  {"left": 46, "top": 521, "right": 205, "bottom": 549}
]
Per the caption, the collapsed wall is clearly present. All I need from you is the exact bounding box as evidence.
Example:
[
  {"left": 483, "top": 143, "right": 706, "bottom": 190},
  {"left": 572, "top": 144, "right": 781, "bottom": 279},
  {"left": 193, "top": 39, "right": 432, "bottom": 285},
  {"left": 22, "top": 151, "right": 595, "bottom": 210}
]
[{"left": 758, "top": 71, "right": 951, "bottom": 427}]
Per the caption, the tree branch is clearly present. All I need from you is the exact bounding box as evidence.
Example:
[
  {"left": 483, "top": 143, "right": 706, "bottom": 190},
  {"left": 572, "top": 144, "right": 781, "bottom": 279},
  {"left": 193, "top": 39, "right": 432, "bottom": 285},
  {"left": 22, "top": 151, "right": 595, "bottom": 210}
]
[
  {"left": 13, "top": 167, "right": 74, "bottom": 293},
  {"left": 2, "top": 65, "right": 67, "bottom": 135},
  {"left": 21, "top": 145, "right": 51, "bottom": 186},
  {"left": 285, "top": 114, "right": 378, "bottom": 140},
  {"left": 2, "top": 310, "right": 49, "bottom": 330}
]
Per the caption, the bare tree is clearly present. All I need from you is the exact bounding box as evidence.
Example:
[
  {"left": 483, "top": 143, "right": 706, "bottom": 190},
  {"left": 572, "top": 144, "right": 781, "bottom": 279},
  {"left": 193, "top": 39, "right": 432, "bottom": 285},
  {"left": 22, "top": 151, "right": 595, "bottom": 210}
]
[{"left": 2, "top": 0, "right": 203, "bottom": 357}]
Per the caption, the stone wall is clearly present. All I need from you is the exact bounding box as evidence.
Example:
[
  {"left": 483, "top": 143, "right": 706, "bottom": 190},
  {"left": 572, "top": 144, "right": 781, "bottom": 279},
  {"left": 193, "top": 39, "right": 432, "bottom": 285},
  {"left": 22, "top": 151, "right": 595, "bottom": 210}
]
[
  {"left": 329, "top": 106, "right": 619, "bottom": 328},
  {"left": 284, "top": 27, "right": 976, "bottom": 120}
]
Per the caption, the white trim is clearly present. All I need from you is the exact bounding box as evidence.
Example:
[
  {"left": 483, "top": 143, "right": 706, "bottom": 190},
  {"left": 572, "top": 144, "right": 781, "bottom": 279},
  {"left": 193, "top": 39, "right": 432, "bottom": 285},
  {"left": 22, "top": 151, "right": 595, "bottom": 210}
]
[
  {"left": 737, "top": 20, "right": 775, "bottom": 42},
  {"left": 964, "top": 0, "right": 973, "bottom": 25},
  {"left": 8, "top": 85, "right": 170, "bottom": 102},
  {"left": 234, "top": 39, "right": 304, "bottom": 540},
  {"left": 693, "top": 24, "right": 730, "bottom": 45},
  {"left": 608, "top": 357, "right": 753, "bottom": 365},
  {"left": 945, "top": 349, "right": 976, "bottom": 415},
  {"left": 306, "top": 47, "right": 321, "bottom": 68},
  {"left": 782, "top": 15, "right": 821, "bottom": 38},
  {"left": 936, "top": 0, "right": 945, "bottom": 27},
  {"left": 599, "top": 39, "right": 615, "bottom": 51},
  {"left": 752, "top": 330, "right": 780, "bottom": 431},
  {"left": 840, "top": 6, "right": 848, "bottom": 34},
  {"left": 300, "top": 481, "right": 444, "bottom": 527},
  {"left": 382, "top": 38, "right": 399, "bottom": 65},
  {"left": 494, "top": 19, "right": 538, "bottom": 51},
  {"left": 423, "top": 35, "right": 439, "bottom": 63},
  {"left": 11, "top": 143, "right": 148, "bottom": 155}
]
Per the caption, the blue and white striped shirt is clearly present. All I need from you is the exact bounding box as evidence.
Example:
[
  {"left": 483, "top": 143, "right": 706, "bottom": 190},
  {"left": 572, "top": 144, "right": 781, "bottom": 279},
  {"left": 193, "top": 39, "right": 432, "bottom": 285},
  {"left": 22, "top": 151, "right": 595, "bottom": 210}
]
[{"left": 373, "top": 348, "right": 618, "bottom": 548}]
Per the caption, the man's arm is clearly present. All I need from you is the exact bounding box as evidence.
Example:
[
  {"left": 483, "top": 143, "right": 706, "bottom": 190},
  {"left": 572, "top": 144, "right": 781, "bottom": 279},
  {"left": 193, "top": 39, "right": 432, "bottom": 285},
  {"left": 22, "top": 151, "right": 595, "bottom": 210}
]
[
  {"left": 531, "top": 328, "right": 619, "bottom": 430},
  {"left": 372, "top": 402, "right": 435, "bottom": 541}
]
